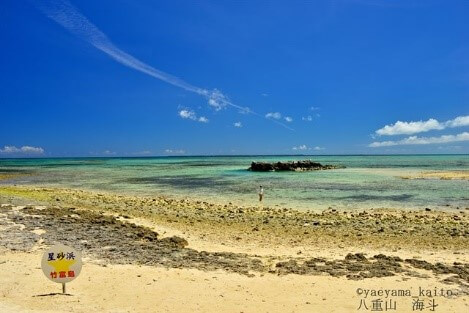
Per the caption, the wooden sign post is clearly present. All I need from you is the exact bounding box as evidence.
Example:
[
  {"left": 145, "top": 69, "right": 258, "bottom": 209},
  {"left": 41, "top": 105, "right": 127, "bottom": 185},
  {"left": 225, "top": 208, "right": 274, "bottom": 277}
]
[{"left": 41, "top": 244, "right": 82, "bottom": 294}]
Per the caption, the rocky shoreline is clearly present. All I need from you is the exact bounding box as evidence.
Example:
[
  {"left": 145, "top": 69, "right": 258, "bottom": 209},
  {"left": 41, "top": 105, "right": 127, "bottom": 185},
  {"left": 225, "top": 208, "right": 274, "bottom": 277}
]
[
  {"left": 1, "top": 185, "right": 466, "bottom": 251},
  {"left": 1, "top": 204, "right": 468, "bottom": 290},
  {"left": 0, "top": 185, "right": 468, "bottom": 292}
]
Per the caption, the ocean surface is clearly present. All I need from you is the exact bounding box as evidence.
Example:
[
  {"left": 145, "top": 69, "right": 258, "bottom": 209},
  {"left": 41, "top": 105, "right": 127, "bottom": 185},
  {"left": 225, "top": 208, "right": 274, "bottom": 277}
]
[{"left": 0, "top": 155, "right": 468, "bottom": 211}]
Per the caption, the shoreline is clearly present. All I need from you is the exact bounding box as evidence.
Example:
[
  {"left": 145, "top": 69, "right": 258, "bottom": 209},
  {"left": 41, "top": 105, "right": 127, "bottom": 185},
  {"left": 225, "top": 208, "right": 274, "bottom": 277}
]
[
  {"left": 1, "top": 167, "right": 468, "bottom": 212},
  {"left": 0, "top": 185, "right": 468, "bottom": 312},
  {"left": 0, "top": 185, "right": 467, "bottom": 251}
]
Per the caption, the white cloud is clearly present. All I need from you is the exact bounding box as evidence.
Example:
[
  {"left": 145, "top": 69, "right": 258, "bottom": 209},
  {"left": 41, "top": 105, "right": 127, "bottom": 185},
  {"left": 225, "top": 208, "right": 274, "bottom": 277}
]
[
  {"left": 0, "top": 145, "right": 44, "bottom": 154},
  {"left": 261, "top": 93, "right": 269, "bottom": 97},
  {"left": 375, "top": 115, "right": 469, "bottom": 136},
  {"left": 178, "top": 110, "right": 209, "bottom": 123},
  {"left": 446, "top": 115, "right": 469, "bottom": 128},
  {"left": 164, "top": 149, "right": 185, "bottom": 154},
  {"left": 234, "top": 122, "right": 242, "bottom": 128},
  {"left": 310, "top": 106, "right": 320, "bottom": 111},
  {"left": 376, "top": 118, "right": 443, "bottom": 136},
  {"left": 302, "top": 115, "right": 313, "bottom": 122},
  {"left": 284, "top": 116, "right": 293, "bottom": 123},
  {"left": 291, "top": 145, "right": 325, "bottom": 151},
  {"left": 21, "top": 146, "right": 45, "bottom": 153},
  {"left": 265, "top": 112, "right": 282, "bottom": 120},
  {"left": 207, "top": 89, "right": 229, "bottom": 111},
  {"left": 263, "top": 112, "right": 294, "bottom": 130},
  {"left": 292, "top": 144, "right": 309, "bottom": 151},
  {"left": 179, "top": 110, "right": 196, "bottom": 120},
  {"left": 369, "top": 132, "right": 469, "bottom": 147}
]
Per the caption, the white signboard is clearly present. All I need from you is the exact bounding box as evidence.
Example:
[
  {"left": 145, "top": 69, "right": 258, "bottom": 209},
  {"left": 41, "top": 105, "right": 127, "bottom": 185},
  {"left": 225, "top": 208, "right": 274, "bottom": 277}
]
[{"left": 41, "top": 244, "right": 82, "bottom": 284}]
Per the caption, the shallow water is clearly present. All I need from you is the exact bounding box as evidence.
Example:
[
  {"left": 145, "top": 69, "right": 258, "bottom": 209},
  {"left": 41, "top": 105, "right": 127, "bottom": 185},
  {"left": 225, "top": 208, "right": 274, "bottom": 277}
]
[{"left": 0, "top": 155, "right": 468, "bottom": 211}]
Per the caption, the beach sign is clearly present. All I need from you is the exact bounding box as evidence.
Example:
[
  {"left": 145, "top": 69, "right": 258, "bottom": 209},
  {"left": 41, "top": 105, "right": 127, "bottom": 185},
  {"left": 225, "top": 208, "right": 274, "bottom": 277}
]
[{"left": 41, "top": 244, "right": 82, "bottom": 294}]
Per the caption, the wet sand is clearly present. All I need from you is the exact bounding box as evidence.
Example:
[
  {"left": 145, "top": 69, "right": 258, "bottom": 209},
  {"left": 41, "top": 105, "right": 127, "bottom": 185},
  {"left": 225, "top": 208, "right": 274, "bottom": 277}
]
[
  {"left": 0, "top": 185, "right": 468, "bottom": 312},
  {"left": 399, "top": 170, "right": 469, "bottom": 180}
]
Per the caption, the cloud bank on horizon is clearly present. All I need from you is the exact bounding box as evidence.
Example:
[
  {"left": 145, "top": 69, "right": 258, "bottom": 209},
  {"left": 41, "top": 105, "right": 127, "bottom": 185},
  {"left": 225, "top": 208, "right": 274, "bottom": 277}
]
[
  {"left": 375, "top": 115, "right": 469, "bottom": 136},
  {"left": 37, "top": 0, "right": 294, "bottom": 130},
  {"left": 370, "top": 115, "right": 469, "bottom": 147},
  {"left": 0, "top": 146, "right": 45, "bottom": 155},
  {"left": 369, "top": 132, "right": 469, "bottom": 147}
]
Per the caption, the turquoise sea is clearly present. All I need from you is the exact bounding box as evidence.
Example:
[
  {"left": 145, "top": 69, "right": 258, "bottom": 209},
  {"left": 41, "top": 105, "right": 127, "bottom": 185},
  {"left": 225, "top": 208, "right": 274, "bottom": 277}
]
[{"left": 0, "top": 155, "right": 468, "bottom": 211}]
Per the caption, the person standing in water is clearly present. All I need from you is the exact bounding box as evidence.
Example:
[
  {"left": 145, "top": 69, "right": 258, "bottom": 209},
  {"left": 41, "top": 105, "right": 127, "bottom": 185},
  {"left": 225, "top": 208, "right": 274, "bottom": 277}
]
[{"left": 258, "top": 185, "right": 264, "bottom": 202}]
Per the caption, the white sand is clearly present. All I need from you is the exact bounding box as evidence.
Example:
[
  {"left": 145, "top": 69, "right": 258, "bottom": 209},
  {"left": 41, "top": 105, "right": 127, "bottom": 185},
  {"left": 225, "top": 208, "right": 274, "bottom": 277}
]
[{"left": 0, "top": 251, "right": 467, "bottom": 313}]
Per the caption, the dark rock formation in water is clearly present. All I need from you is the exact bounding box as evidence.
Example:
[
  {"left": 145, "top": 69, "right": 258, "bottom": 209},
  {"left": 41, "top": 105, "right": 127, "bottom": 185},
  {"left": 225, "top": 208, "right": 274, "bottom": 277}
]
[{"left": 248, "top": 160, "right": 344, "bottom": 172}]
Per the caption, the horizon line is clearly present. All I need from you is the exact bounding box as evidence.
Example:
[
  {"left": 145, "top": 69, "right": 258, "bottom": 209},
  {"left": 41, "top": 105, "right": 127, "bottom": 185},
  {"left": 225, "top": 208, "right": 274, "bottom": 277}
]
[{"left": 1, "top": 153, "right": 468, "bottom": 160}]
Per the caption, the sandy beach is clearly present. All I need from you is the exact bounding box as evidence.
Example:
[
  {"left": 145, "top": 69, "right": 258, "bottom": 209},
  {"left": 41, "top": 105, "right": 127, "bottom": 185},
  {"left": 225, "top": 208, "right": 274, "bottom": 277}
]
[
  {"left": 0, "top": 185, "right": 467, "bottom": 312},
  {"left": 0, "top": 250, "right": 466, "bottom": 313},
  {"left": 3, "top": 0, "right": 469, "bottom": 310}
]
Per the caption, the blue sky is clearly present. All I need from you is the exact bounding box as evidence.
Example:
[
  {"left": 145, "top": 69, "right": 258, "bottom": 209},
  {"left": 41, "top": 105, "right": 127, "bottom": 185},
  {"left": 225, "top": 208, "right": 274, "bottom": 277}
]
[{"left": 1, "top": 0, "right": 468, "bottom": 157}]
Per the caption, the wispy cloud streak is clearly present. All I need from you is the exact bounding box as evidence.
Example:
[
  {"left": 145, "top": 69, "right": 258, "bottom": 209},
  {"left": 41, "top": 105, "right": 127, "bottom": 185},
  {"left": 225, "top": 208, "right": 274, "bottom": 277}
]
[
  {"left": 38, "top": 0, "right": 293, "bottom": 130},
  {"left": 38, "top": 1, "right": 205, "bottom": 94}
]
